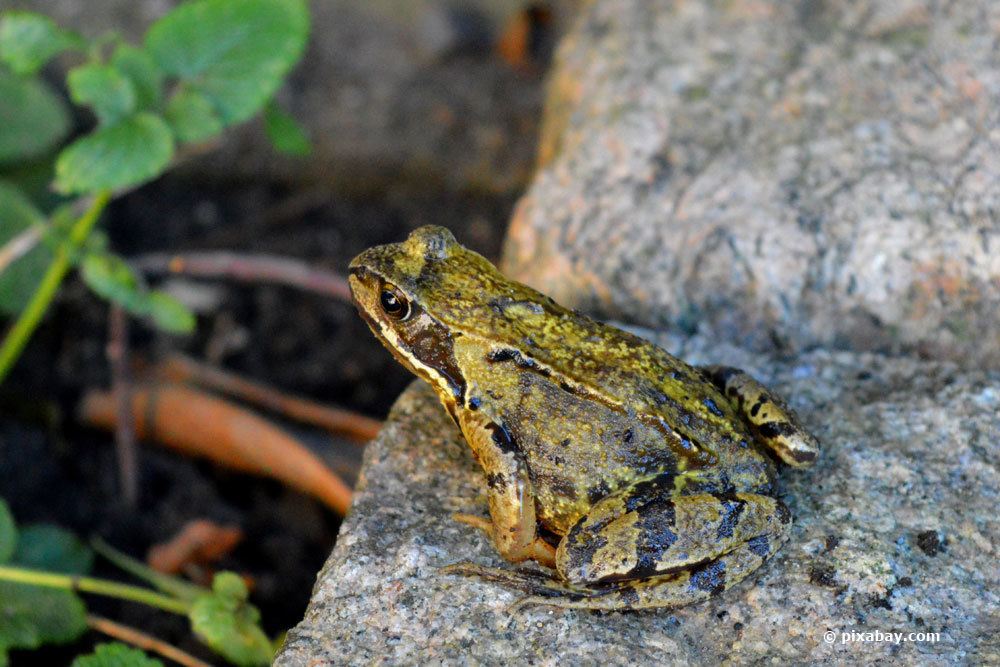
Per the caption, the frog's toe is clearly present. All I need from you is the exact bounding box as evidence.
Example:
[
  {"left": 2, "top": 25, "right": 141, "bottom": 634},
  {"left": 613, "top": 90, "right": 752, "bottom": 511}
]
[{"left": 440, "top": 561, "right": 571, "bottom": 597}]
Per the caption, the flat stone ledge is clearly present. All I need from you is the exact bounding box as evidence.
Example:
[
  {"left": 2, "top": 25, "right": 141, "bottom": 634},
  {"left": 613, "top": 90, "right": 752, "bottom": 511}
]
[{"left": 276, "top": 332, "right": 999, "bottom": 665}]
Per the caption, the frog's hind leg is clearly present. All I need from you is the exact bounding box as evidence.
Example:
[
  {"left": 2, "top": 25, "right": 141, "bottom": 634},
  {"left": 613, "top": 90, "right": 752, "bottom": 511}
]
[
  {"left": 514, "top": 521, "right": 788, "bottom": 611},
  {"left": 701, "top": 365, "right": 819, "bottom": 467},
  {"left": 542, "top": 491, "right": 792, "bottom": 611}
]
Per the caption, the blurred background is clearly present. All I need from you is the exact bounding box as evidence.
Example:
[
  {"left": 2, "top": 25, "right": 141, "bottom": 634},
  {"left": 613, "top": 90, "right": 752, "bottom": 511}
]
[{"left": 0, "top": 1, "right": 572, "bottom": 663}]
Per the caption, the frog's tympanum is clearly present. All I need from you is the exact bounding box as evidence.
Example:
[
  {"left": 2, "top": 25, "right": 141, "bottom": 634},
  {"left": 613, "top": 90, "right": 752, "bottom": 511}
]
[{"left": 349, "top": 226, "right": 819, "bottom": 611}]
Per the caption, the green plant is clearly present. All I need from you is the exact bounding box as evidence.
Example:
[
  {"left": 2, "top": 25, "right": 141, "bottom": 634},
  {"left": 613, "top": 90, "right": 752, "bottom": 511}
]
[
  {"left": 0, "top": 0, "right": 311, "bottom": 383},
  {"left": 0, "top": 498, "right": 275, "bottom": 665}
]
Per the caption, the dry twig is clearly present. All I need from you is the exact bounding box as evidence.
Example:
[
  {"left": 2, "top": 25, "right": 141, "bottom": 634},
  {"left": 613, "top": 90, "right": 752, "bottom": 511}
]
[
  {"left": 134, "top": 251, "right": 351, "bottom": 302},
  {"left": 157, "top": 353, "right": 381, "bottom": 442},
  {"left": 107, "top": 304, "right": 139, "bottom": 506},
  {"left": 86, "top": 614, "right": 212, "bottom": 667}
]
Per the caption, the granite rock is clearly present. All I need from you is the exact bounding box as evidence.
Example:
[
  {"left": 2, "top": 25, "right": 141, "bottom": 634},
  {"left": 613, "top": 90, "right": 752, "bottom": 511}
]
[
  {"left": 277, "top": 332, "right": 999, "bottom": 665},
  {"left": 504, "top": 0, "right": 1000, "bottom": 366}
]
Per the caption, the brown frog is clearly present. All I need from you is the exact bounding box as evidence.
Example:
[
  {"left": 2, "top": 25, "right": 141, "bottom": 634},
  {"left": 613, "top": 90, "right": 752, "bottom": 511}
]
[{"left": 348, "top": 226, "right": 819, "bottom": 610}]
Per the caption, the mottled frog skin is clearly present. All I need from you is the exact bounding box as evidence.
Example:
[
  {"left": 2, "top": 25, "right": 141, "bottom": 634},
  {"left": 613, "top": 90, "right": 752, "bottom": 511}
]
[{"left": 349, "top": 226, "right": 819, "bottom": 611}]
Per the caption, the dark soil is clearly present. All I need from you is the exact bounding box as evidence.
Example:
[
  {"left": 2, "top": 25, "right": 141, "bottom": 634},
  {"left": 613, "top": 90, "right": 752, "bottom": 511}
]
[{"left": 0, "top": 149, "right": 520, "bottom": 666}]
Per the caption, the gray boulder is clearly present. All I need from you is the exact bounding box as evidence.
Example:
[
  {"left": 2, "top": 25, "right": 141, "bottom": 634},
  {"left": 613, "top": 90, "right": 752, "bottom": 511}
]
[
  {"left": 277, "top": 333, "right": 999, "bottom": 664},
  {"left": 504, "top": 0, "right": 1000, "bottom": 366}
]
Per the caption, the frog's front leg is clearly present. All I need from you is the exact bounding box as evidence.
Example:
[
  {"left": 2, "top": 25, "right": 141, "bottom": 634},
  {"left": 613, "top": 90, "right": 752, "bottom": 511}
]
[{"left": 450, "top": 411, "right": 557, "bottom": 568}]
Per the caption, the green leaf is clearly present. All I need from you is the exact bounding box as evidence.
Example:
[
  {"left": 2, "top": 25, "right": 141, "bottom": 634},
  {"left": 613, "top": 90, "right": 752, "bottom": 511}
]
[
  {"left": 72, "top": 642, "right": 164, "bottom": 667},
  {"left": 189, "top": 572, "right": 272, "bottom": 666},
  {"left": 0, "top": 69, "right": 70, "bottom": 165},
  {"left": 0, "top": 181, "right": 51, "bottom": 317},
  {"left": 0, "top": 500, "right": 16, "bottom": 564},
  {"left": 164, "top": 88, "right": 222, "bottom": 143},
  {"left": 146, "top": 291, "right": 196, "bottom": 334},
  {"left": 80, "top": 253, "right": 148, "bottom": 314},
  {"left": 263, "top": 101, "right": 310, "bottom": 156},
  {"left": 145, "top": 0, "right": 309, "bottom": 125},
  {"left": 80, "top": 254, "right": 196, "bottom": 334},
  {"left": 0, "top": 11, "right": 83, "bottom": 75},
  {"left": 110, "top": 44, "right": 164, "bottom": 110},
  {"left": 13, "top": 525, "right": 93, "bottom": 575},
  {"left": 67, "top": 63, "right": 137, "bottom": 127},
  {"left": 54, "top": 112, "right": 174, "bottom": 194},
  {"left": 0, "top": 582, "right": 87, "bottom": 661}
]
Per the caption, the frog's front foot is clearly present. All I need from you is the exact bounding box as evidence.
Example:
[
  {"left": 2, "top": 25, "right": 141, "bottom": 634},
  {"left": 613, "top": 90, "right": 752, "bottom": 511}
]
[{"left": 451, "top": 513, "right": 558, "bottom": 568}]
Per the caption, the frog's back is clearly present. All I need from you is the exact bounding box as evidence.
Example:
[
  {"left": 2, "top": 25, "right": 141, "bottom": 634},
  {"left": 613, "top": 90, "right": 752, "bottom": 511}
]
[{"left": 440, "top": 269, "right": 749, "bottom": 469}]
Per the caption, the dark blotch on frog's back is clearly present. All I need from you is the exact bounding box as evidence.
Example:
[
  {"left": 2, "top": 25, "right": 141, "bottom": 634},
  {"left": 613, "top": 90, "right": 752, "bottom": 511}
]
[
  {"left": 587, "top": 480, "right": 612, "bottom": 504},
  {"left": 486, "top": 348, "right": 551, "bottom": 376}
]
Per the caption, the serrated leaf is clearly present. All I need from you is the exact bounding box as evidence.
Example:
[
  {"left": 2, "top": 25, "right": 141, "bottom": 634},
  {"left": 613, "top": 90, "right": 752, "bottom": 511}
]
[
  {"left": 0, "top": 69, "right": 70, "bottom": 165},
  {"left": 68, "top": 63, "right": 137, "bottom": 126},
  {"left": 80, "top": 253, "right": 147, "bottom": 314},
  {"left": 189, "top": 572, "right": 272, "bottom": 666},
  {"left": 0, "top": 500, "right": 16, "bottom": 564},
  {"left": 14, "top": 524, "right": 93, "bottom": 575},
  {"left": 164, "top": 88, "right": 222, "bottom": 143},
  {"left": 54, "top": 112, "right": 174, "bottom": 194},
  {"left": 0, "top": 582, "right": 87, "bottom": 658},
  {"left": 72, "top": 642, "right": 164, "bottom": 667},
  {"left": 110, "top": 44, "right": 164, "bottom": 110},
  {"left": 146, "top": 291, "right": 196, "bottom": 334},
  {"left": 263, "top": 102, "right": 310, "bottom": 156},
  {"left": 0, "top": 11, "right": 83, "bottom": 75},
  {"left": 0, "top": 181, "right": 51, "bottom": 316},
  {"left": 145, "top": 0, "right": 309, "bottom": 125}
]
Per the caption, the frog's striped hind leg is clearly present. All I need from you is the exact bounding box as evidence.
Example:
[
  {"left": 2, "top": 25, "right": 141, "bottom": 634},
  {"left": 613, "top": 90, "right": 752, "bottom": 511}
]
[
  {"left": 532, "top": 491, "right": 792, "bottom": 611},
  {"left": 701, "top": 365, "right": 820, "bottom": 467},
  {"left": 513, "top": 520, "right": 788, "bottom": 611}
]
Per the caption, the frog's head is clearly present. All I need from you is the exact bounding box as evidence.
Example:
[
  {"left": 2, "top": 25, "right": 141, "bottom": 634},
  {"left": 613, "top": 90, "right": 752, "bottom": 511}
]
[{"left": 348, "top": 225, "right": 500, "bottom": 402}]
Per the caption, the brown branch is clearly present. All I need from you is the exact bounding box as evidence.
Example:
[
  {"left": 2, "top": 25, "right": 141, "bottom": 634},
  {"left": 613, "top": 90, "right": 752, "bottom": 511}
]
[
  {"left": 156, "top": 353, "right": 381, "bottom": 443},
  {"left": 106, "top": 305, "right": 139, "bottom": 507},
  {"left": 86, "top": 614, "right": 213, "bottom": 667},
  {"left": 133, "top": 251, "right": 352, "bottom": 302}
]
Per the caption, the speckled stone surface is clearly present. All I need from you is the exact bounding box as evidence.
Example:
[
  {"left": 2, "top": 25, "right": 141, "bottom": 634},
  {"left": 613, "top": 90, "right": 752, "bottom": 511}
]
[
  {"left": 504, "top": 0, "right": 1000, "bottom": 366},
  {"left": 277, "top": 332, "right": 999, "bottom": 665}
]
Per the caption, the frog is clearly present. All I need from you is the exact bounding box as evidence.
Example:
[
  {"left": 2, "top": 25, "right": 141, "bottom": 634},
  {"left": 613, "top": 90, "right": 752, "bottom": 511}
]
[{"left": 348, "top": 225, "right": 819, "bottom": 611}]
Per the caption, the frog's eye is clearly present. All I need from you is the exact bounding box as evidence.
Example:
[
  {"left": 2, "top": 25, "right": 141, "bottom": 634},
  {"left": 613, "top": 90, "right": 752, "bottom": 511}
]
[{"left": 379, "top": 287, "right": 411, "bottom": 320}]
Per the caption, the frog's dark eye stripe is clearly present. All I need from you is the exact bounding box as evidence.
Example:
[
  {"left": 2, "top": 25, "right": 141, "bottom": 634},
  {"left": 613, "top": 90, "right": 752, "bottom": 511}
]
[{"left": 379, "top": 286, "right": 411, "bottom": 320}]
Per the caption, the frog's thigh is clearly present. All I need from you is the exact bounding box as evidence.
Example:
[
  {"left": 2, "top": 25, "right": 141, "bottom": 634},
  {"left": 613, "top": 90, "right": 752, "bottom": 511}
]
[
  {"left": 455, "top": 410, "right": 556, "bottom": 567},
  {"left": 701, "top": 365, "right": 819, "bottom": 467},
  {"left": 558, "top": 491, "right": 790, "bottom": 588}
]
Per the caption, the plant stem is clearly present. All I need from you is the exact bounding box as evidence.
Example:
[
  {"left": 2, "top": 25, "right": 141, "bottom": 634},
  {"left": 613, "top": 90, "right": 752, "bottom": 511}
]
[
  {"left": 0, "top": 564, "right": 191, "bottom": 615},
  {"left": 91, "top": 536, "right": 207, "bottom": 602},
  {"left": 0, "top": 190, "right": 111, "bottom": 384}
]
